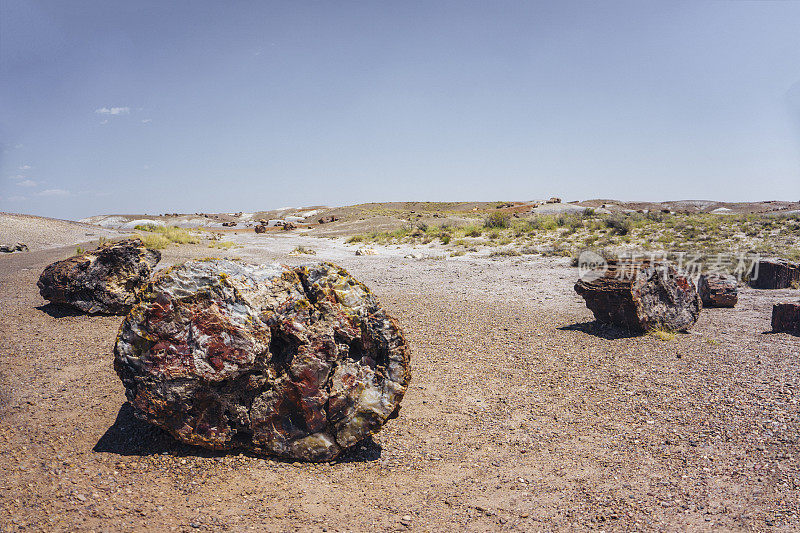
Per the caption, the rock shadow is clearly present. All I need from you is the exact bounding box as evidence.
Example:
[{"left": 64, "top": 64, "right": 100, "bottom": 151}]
[
  {"left": 558, "top": 321, "right": 641, "bottom": 340},
  {"left": 36, "top": 303, "right": 83, "bottom": 318},
  {"left": 94, "top": 402, "right": 382, "bottom": 463},
  {"left": 94, "top": 403, "right": 211, "bottom": 457}
]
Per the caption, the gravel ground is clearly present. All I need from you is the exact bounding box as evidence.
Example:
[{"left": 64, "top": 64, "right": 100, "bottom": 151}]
[
  {"left": 0, "top": 214, "right": 128, "bottom": 252},
  {"left": 1, "top": 230, "right": 799, "bottom": 532}
]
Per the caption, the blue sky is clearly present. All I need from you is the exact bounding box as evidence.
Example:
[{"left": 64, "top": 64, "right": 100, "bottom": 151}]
[{"left": 1, "top": 1, "right": 799, "bottom": 220}]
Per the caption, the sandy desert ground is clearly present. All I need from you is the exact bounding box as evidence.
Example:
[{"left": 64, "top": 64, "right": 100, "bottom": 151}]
[{"left": 1, "top": 213, "right": 799, "bottom": 532}]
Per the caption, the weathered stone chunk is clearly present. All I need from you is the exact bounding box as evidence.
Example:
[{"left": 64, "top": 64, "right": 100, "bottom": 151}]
[
  {"left": 574, "top": 261, "right": 702, "bottom": 332},
  {"left": 0, "top": 242, "right": 28, "bottom": 253},
  {"left": 697, "top": 273, "right": 738, "bottom": 308},
  {"left": 749, "top": 259, "right": 800, "bottom": 289},
  {"left": 113, "top": 260, "right": 411, "bottom": 461},
  {"left": 38, "top": 239, "right": 160, "bottom": 315},
  {"left": 772, "top": 302, "right": 800, "bottom": 336}
]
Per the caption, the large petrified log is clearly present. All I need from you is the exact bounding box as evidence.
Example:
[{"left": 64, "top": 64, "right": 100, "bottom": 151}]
[
  {"left": 749, "top": 259, "right": 800, "bottom": 289},
  {"left": 38, "top": 238, "right": 160, "bottom": 315},
  {"left": 697, "top": 273, "right": 738, "bottom": 308},
  {"left": 113, "top": 260, "right": 411, "bottom": 461},
  {"left": 772, "top": 302, "right": 800, "bottom": 336},
  {"left": 574, "top": 261, "right": 702, "bottom": 332}
]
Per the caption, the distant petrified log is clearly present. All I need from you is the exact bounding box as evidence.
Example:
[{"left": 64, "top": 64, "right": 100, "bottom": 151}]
[
  {"left": 574, "top": 261, "right": 702, "bottom": 332},
  {"left": 114, "top": 260, "right": 411, "bottom": 461},
  {"left": 0, "top": 242, "right": 28, "bottom": 253},
  {"left": 772, "top": 302, "right": 800, "bottom": 336},
  {"left": 697, "top": 273, "right": 738, "bottom": 308},
  {"left": 38, "top": 239, "right": 160, "bottom": 315},
  {"left": 749, "top": 259, "right": 799, "bottom": 289},
  {"left": 254, "top": 224, "right": 267, "bottom": 234}
]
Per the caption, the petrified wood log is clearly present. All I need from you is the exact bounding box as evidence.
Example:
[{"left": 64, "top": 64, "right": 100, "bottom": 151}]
[
  {"left": 114, "top": 260, "right": 411, "bottom": 461},
  {"left": 697, "top": 273, "right": 738, "bottom": 308},
  {"left": 38, "top": 238, "right": 160, "bottom": 315},
  {"left": 749, "top": 259, "right": 800, "bottom": 289},
  {"left": 574, "top": 261, "right": 701, "bottom": 332},
  {"left": 772, "top": 302, "right": 800, "bottom": 336}
]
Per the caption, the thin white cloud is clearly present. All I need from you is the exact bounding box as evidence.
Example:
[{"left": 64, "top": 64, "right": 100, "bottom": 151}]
[
  {"left": 7, "top": 195, "right": 27, "bottom": 202},
  {"left": 95, "top": 106, "right": 130, "bottom": 115},
  {"left": 141, "top": 118, "right": 152, "bottom": 124},
  {"left": 37, "top": 188, "right": 70, "bottom": 197},
  {"left": 16, "top": 179, "right": 37, "bottom": 187},
  {"left": 100, "top": 119, "right": 109, "bottom": 125},
  {"left": 8, "top": 174, "right": 25, "bottom": 180},
  {"left": 19, "top": 164, "right": 31, "bottom": 170}
]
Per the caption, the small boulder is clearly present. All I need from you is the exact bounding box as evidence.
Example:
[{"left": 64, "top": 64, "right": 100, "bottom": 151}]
[
  {"left": 697, "top": 273, "right": 738, "bottom": 308},
  {"left": 254, "top": 224, "right": 268, "bottom": 234},
  {"left": 355, "top": 248, "right": 377, "bottom": 256},
  {"left": 0, "top": 242, "right": 29, "bottom": 253},
  {"left": 772, "top": 302, "right": 800, "bottom": 335},
  {"left": 113, "top": 260, "right": 410, "bottom": 461},
  {"left": 749, "top": 259, "right": 799, "bottom": 289},
  {"left": 574, "top": 261, "right": 701, "bottom": 332},
  {"left": 38, "top": 239, "right": 160, "bottom": 315}
]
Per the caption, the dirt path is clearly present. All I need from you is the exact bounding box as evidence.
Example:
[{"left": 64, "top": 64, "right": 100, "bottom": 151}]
[{"left": 1, "top": 240, "right": 799, "bottom": 532}]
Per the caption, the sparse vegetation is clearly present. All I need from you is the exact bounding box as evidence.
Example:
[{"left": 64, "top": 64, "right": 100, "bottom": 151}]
[
  {"left": 338, "top": 210, "right": 800, "bottom": 265},
  {"left": 484, "top": 212, "right": 510, "bottom": 229},
  {"left": 208, "top": 241, "right": 236, "bottom": 250},
  {"left": 490, "top": 249, "right": 521, "bottom": 257},
  {"left": 135, "top": 225, "right": 199, "bottom": 249},
  {"left": 290, "top": 246, "right": 317, "bottom": 255},
  {"left": 647, "top": 327, "right": 677, "bottom": 342}
]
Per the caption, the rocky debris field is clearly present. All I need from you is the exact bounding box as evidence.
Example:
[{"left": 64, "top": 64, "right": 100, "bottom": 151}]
[{"left": 1, "top": 227, "right": 799, "bottom": 531}]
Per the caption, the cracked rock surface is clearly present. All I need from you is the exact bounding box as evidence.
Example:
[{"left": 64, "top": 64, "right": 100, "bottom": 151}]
[
  {"left": 113, "top": 259, "right": 411, "bottom": 461},
  {"left": 37, "top": 238, "right": 160, "bottom": 315},
  {"left": 772, "top": 302, "right": 800, "bottom": 335},
  {"left": 697, "top": 273, "right": 738, "bottom": 308},
  {"left": 574, "top": 261, "right": 702, "bottom": 332}
]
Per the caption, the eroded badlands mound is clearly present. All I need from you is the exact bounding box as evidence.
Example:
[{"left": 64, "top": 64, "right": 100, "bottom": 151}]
[{"left": 113, "top": 259, "right": 411, "bottom": 461}]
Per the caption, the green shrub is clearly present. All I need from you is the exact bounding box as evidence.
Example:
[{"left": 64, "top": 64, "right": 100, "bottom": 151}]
[
  {"left": 490, "top": 249, "right": 521, "bottom": 257},
  {"left": 464, "top": 226, "right": 483, "bottom": 237},
  {"left": 484, "top": 212, "right": 510, "bottom": 229},
  {"left": 135, "top": 224, "right": 199, "bottom": 247},
  {"left": 604, "top": 215, "right": 632, "bottom": 235}
]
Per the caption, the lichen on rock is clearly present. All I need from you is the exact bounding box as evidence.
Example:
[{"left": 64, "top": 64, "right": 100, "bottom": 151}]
[
  {"left": 113, "top": 259, "right": 411, "bottom": 461},
  {"left": 37, "top": 238, "right": 160, "bottom": 315}
]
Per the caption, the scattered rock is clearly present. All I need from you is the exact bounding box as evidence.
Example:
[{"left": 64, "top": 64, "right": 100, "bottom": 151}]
[
  {"left": 0, "top": 242, "right": 29, "bottom": 253},
  {"left": 355, "top": 248, "right": 377, "bottom": 256},
  {"left": 114, "top": 260, "right": 411, "bottom": 461},
  {"left": 574, "top": 261, "right": 702, "bottom": 332},
  {"left": 281, "top": 222, "right": 297, "bottom": 231},
  {"left": 772, "top": 302, "right": 800, "bottom": 335},
  {"left": 697, "top": 273, "right": 738, "bottom": 308},
  {"left": 404, "top": 253, "right": 424, "bottom": 259},
  {"left": 547, "top": 197, "right": 562, "bottom": 204},
  {"left": 38, "top": 239, "right": 161, "bottom": 315},
  {"left": 221, "top": 221, "right": 237, "bottom": 227},
  {"left": 749, "top": 259, "right": 799, "bottom": 289},
  {"left": 254, "top": 224, "right": 268, "bottom": 234}
]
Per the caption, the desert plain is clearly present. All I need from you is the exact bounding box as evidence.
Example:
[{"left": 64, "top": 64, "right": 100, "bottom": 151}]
[{"left": 1, "top": 200, "right": 799, "bottom": 532}]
